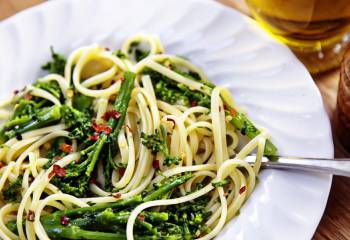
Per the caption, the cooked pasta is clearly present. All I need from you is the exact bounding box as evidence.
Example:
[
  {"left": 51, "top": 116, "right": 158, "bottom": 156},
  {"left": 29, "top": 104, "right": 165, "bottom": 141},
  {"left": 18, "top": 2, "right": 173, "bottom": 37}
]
[{"left": 0, "top": 34, "right": 277, "bottom": 240}]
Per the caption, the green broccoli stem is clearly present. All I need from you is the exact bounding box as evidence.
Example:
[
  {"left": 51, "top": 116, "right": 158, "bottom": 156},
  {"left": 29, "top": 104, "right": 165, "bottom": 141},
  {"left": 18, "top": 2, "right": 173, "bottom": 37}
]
[
  {"left": 86, "top": 134, "right": 108, "bottom": 177},
  {"left": 70, "top": 210, "right": 156, "bottom": 234},
  {"left": 5, "top": 105, "right": 61, "bottom": 138},
  {"left": 229, "top": 112, "right": 277, "bottom": 159},
  {"left": 143, "top": 173, "right": 192, "bottom": 202},
  {"left": 44, "top": 224, "right": 128, "bottom": 240},
  {"left": 41, "top": 195, "right": 143, "bottom": 223},
  {"left": 0, "top": 128, "right": 6, "bottom": 144},
  {"left": 109, "top": 71, "right": 135, "bottom": 139}
]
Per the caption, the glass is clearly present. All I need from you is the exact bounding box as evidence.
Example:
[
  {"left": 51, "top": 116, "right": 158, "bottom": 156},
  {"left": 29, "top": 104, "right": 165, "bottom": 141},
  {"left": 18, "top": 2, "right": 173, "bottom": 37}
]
[{"left": 245, "top": 0, "right": 350, "bottom": 74}]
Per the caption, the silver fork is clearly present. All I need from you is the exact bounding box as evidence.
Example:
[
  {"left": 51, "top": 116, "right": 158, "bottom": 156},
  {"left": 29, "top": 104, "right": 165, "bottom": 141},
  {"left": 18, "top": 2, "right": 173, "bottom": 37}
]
[{"left": 244, "top": 156, "right": 350, "bottom": 177}]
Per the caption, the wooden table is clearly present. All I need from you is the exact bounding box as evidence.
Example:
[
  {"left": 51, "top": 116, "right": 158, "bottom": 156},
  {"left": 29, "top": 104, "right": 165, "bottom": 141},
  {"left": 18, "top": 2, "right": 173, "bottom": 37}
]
[{"left": 0, "top": 0, "right": 349, "bottom": 239}]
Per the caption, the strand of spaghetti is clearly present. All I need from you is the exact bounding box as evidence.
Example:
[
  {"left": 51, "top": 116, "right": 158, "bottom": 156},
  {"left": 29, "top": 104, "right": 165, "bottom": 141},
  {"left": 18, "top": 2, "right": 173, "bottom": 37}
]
[
  {"left": 0, "top": 203, "right": 19, "bottom": 240},
  {"left": 25, "top": 85, "right": 61, "bottom": 106},
  {"left": 157, "top": 100, "right": 183, "bottom": 116},
  {"left": 139, "top": 60, "right": 211, "bottom": 95},
  {"left": 37, "top": 74, "right": 69, "bottom": 99},
  {"left": 72, "top": 44, "right": 122, "bottom": 97},
  {"left": 13, "top": 130, "right": 70, "bottom": 176},
  {"left": 185, "top": 170, "right": 216, "bottom": 192},
  {"left": 95, "top": 97, "right": 109, "bottom": 124},
  {"left": 211, "top": 87, "right": 229, "bottom": 167},
  {"left": 128, "top": 93, "right": 153, "bottom": 190},
  {"left": 0, "top": 109, "right": 11, "bottom": 119},
  {"left": 17, "top": 171, "right": 44, "bottom": 240},
  {"left": 194, "top": 137, "right": 214, "bottom": 165},
  {"left": 112, "top": 117, "right": 136, "bottom": 189},
  {"left": 136, "top": 54, "right": 209, "bottom": 82},
  {"left": 6, "top": 136, "right": 41, "bottom": 163},
  {"left": 34, "top": 193, "right": 89, "bottom": 240},
  {"left": 151, "top": 164, "right": 216, "bottom": 184},
  {"left": 197, "top": 187, "right": 227, "bottom": 240},
  {"left": 82, "top": 168, "right": 155, "bottom": 203},
  {"left": 81, "top": 66, "right": 117, "bottom": 88},
  {"left": 0, "top": 124, "right": 67, "bottom": 160},
  {"left": 126, "top": 183, "right": 215, "bottom": 240},
  {"left": 140, "top": 75, "right": 160, "bottom": 129},
  {"left": 162, "top": 115, "right": 189, "bottom": 165},
  {"left": 23, "top": 153, "right": 80, "bottom": 240},
  {"left": 0, "top": 162, "right": 15, "bottom": 192}
]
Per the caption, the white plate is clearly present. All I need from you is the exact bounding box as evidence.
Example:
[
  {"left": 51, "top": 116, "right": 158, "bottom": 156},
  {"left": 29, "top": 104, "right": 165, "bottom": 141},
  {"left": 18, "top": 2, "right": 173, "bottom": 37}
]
[{"left": 0, "top": 0, "right": 334, "bottom": 239}]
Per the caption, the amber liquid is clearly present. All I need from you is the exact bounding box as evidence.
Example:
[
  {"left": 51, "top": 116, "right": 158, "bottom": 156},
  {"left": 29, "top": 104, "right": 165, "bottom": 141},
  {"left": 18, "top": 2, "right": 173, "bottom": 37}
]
[{"left": 246, "top": 0, "right": 350, "bottom": 74}]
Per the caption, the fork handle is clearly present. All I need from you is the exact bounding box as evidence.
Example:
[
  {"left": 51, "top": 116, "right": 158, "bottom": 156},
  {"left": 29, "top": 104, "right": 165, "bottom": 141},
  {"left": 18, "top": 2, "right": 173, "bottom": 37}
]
[{"left": 261, "top": 157, "right": 350, "bottom": 177}]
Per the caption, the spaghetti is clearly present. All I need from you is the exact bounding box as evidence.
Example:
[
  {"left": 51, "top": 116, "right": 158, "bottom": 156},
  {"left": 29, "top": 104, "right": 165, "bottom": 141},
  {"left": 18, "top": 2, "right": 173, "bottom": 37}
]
[{"left": 0, "top": 34, "right": 276, "bottom": 240}]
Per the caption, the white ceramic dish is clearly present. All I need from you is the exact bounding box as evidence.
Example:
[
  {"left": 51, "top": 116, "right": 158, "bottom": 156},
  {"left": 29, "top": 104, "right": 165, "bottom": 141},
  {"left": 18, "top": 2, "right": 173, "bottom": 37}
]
[{"left": 0, "top": 0, "right": 334, "bottom": 239}]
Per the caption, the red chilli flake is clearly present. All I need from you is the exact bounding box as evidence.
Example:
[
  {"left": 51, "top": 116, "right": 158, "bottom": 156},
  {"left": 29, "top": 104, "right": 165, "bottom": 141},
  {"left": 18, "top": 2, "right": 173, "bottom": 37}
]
[
  {"left": 0, "top": 161, "right": 4, "bottom": 169},
  {"left": 27, "top": 210, "right": 35, "bottom": 221},
  {"left": 239, "top": 186, "right": 246, "bottom": 194},
  {"left": 138, "top": 215, "right": 145, "bottom": 222},
  {"left": 152, "top": 160, "right": 160, "bottom": 169},
  {"left": 49, "top": 164, "right": 66, "bottom": 179},
  {"left": 223, "top": 104, "right": 228, "bottom": 110},
  {"left": 13, "top": 89, "right": 19, "bottom": 95},
  {"left": 92, "top": 122, "right": 112, "bottom": 135},
  {"left": 89, "top": 133, "right": 99, "bottom": 141},
  {"left": 60, "top": 216, "right": 70, "bottom": 226},
  {"left": 118, "top": 167, "right": 126, "bottom": 177},
  {"left": 24, "top": 92, "right": 33, "bottom": 100},
  {"left": 230, "top": 108, "right": 237, "bottom": 117},
  {"left": 191, "top": 101, "right": 197, "bottom": 107},
  {"left": 89, "top": 178, "right": 99, "bottom": 185},
  {"left": 112, "top": 192, "right": 122, "bottom": 199},
  {"left": 103, "top": 110, "right": 121, "bottom": 121},
  {"left": 60, "top": 143, "right": 73, "bottom": 153}
]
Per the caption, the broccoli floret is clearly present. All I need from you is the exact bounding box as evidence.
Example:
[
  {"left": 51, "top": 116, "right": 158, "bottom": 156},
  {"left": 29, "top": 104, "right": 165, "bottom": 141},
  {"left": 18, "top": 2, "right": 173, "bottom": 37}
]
[
  {"left": 34, "top": 81, "right": 63, "bottom": 101},
  {"left": 72, "top": 92, "right": 93, "bottom": 112},
  {"left": 60, "top": 105, "right": 93, "bottom": 140},
  {"left": 42, "top": 47, "right": 66, "bottom": 76},
  {"left": 143, "top": 68, "right": 210, "bottom": 107},
  {"left": 141, "top": 125, "right": 180, "bottom": 167},
  {"left": 2, "top": 177, "right": 22, "bottom": 202}
]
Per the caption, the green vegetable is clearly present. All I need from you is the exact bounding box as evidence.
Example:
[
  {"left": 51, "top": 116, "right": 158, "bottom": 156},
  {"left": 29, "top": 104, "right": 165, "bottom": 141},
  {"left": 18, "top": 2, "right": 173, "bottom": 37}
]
[
  {"left": 61, "top": 105, "right": 93, "bottom": 140},
  {"left": 2, "top": 176, "right": 22, "bottom": 202},
  {"left": 143, "top": 68, "right": 210, "bottom": 108},
  {"left": 4, "top": 105, "right": 62, "bottom": 139},
  {"left": 8, "top": 174, "right": 210, "bottom": 239},
  {"left": 229, "top": 112, "right": 277, "bottom": 159},
  {"left": 42, "top": 47, "right": 66, "bottom": 76},
  {"left": 52, "top": 71, "right": 136, "bottom": 197},
  {"left": 141, "top": 125, "right": 180, "bottom": 167},
  {"left": 212, "top": 178, "right": 231, "bottom": 188},
  {"left": 143, "top": 64, "right": 278, "bottom": 159},
  {"left": 73, "top": 92, "right": 94, "bottom": 112},
  {"left": 143, "top": 173, "right": 192, "bottom": 202},
  {"left": 34, "top": 81, "right": 63, "bottom": 100}
]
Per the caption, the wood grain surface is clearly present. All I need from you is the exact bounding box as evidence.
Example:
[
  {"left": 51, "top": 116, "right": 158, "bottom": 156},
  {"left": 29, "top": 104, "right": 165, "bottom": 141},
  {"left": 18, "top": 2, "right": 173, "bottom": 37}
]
[{"left": 1, "top": 0, "right": 349, "bottom": 239}]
